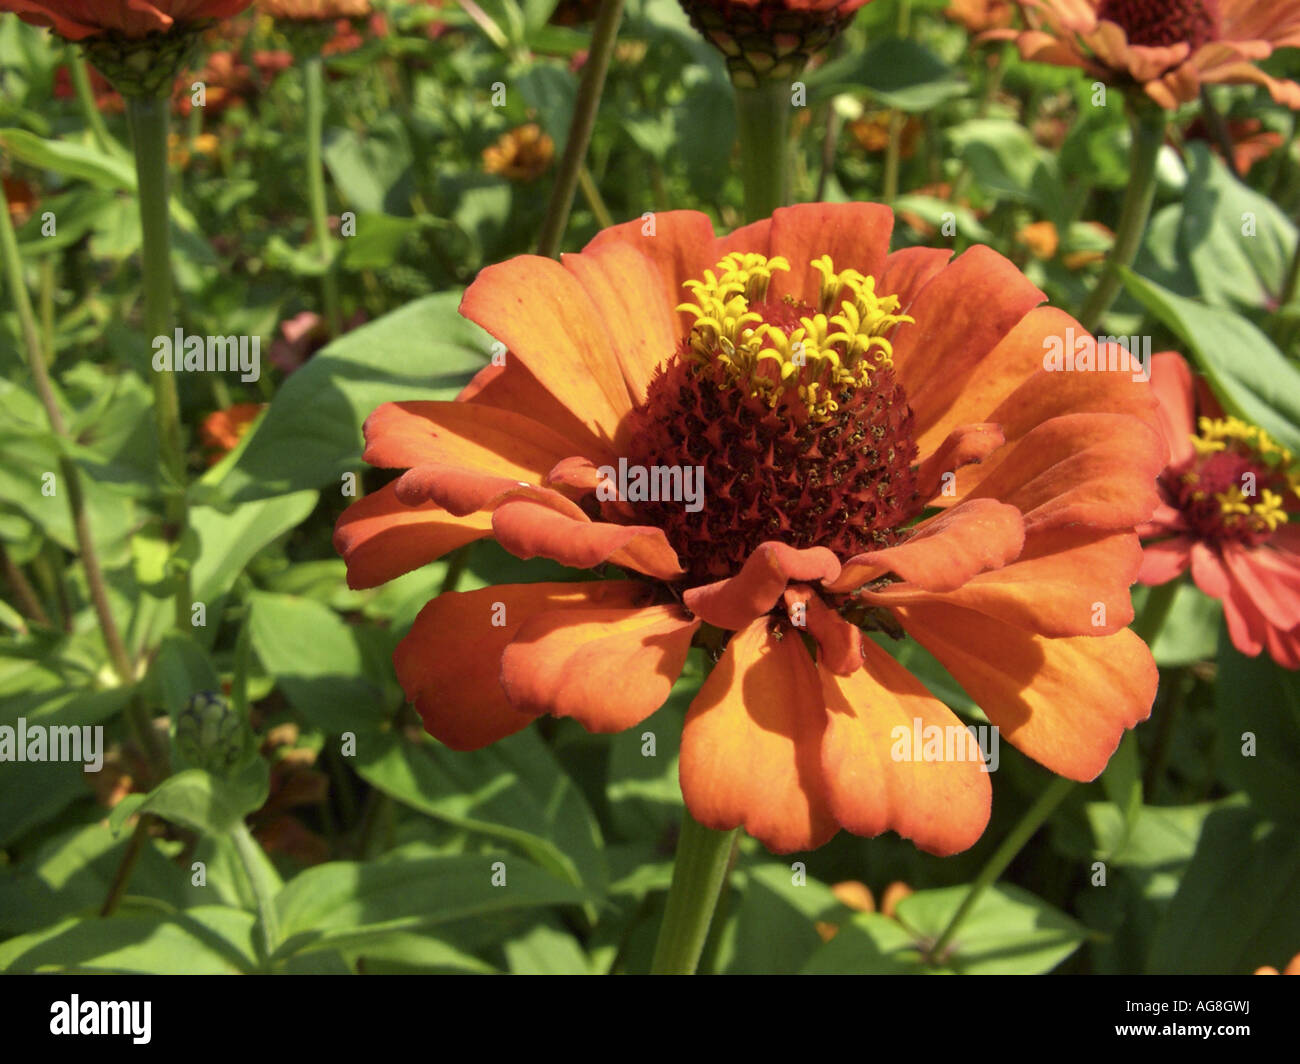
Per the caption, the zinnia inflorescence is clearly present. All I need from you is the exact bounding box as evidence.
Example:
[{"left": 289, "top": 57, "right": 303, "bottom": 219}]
[
  {"left": 335, "top": 203, "right": 1165, "bottom": 855},
  {"left": 1139, "top": 351, "right": 1300, "bottom": 668},
  {"left": 1008, "top": 0, "right": 1300, "bottom": 108}
]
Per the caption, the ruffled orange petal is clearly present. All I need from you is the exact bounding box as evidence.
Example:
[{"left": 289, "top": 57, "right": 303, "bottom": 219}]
[
  {"left": 965, "top": 412, "right": 1165, "bottom": 532},
  {"left": 896, "top": 603, "right": 1157, "bottom": 780},
  {"left": 680, "top": 618, "right": 837, "bottom": 853},
  {"left": 333, "top": 481, "right": 491, "bottom": 590},
  {"left": 878, "top": 246, "right": 953, "bottom": 313},
  {"left": 683, "top": 541, "right": 841, "bottom": 630},
  {"left": 914, "top": 423, "right": 1005, "bottom": 503},
  {"left": 490, "top": 493, "right": 684, "bottom": 580},
  {"left": 459, "top": 256, "right": 635, "bottom": 447},
  {"left": 864, "top": 528, "right": 1144, "bottom": 637},
  {"left": 395, "top": 581, "right": 654, "bottom": 750},
  {"left": 828, "top": 499, "right": 1024, "bottom": 594},
  {"left": 783, "top": 586, "right": 863, "bottom": 675},
  {"left": 820, "top": 639, "right": 992, "bottom": 856},
  {"left": 500, "top": 604, "right": 699, "bottom": 731}
]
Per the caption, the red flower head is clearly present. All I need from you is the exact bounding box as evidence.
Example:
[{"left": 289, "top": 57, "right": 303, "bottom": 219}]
[
  {"left": 0, "top": 0, "right": 254, "bottom": 40},
  {"left": 335, "top": 204, "right": 1165, "bottom": 855},
  {"left": 679, "top": 0, "right": 875, "bottom": 87},
  {"left": 1139, "top": 351, "right": 1300, "bottom": 667},
  {"left": 1008, "top": 0, "right": 1300, "bottom": 108}
]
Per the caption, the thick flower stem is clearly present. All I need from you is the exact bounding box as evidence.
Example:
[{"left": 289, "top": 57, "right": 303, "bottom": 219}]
[
  {"left": 649, "top": 810, "right": 738, "bottom": 974},
  {"left": 927, "top": 776, "right": 1075, "bottom": 965},
  {"left": 1078, "top": 102, "right": 1167, "bottom": 333},
  {"left": 536, "top": 0, "right": 624, "bottom": 257},
  {"left": 126, "top": 95, "right": 192, "bottom": 632},
  {"left": 304, "top": 55, "right": 342, "bottom": 338},
  {"left": 734, "top": 79, "right": 791, "bottom": 222}
]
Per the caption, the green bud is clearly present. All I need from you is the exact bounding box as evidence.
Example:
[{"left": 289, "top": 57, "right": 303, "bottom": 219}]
[
  {"left": 80, "top": 27, "right": 207, "bottom": 99},
  {"left": 173, "top": 691, "right": 249, "bottom": 777}
]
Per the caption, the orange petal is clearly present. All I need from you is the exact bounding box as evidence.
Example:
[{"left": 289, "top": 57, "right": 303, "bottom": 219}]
[
  {"left": 683, "top": 541, "right": 841, "bottom": 630},
  {"left": 828, "top": 499, "right": 1024, "bottom": 594},
  {"left": 1138, "top": 537, "right": 1193, "bottom": 585},
  {"left": 680, "top": 618, "right": 837, "bottom": 853},
  {"left": 892, "top": 246, "right": 1045, "bottom": 439},
  {"left": 393, "top": 463, "right": 547, "bottom": 518},
  {"left": 914, "top": 422, "right": 1005, "bottom": 503},
  {"left": 879, "top": 246, "right": 953, "bottom": 314},
  {"left": 896, "top": 603, "right": 1157, "bottom": 780},
  {"left": 500, "top": 604, "right": 699, "bottom": 731},
  {"left": 563, "top": 241, "right": 678, "bottom": 408},
  {"left": 965, "top": 412, "right": 1165, "bottom": 532},
  {"left": 490, "top": 493, "right": 684, "bottom": 580},
  {"left": 364, "top": 399, "right": 597, "bottom": 477},
  {"left": 582, "top": 210, "right": 724, "bottom": 337},
  {"left": 1149, "top": 351, "right": 1198, "bottom": 468},
  {"left": 764, "top": 203, "right": 895, "bottom": 306},
  {"left": 459, "top": 256, "right": 635, "bottom": 447},
  {"left": 820, "top": 639, "right": 992, "bottom": 856},
  {"left": 333, "top": 481, "right": 491, "bottom": 590},
  {"left": 394, "top": 581, "right": 653, "bottom": 750},
  {"left": 458, "top": 360, "right": 603, "bottom": 457},
  {"left": 783, "top": 586, "right": 864, "bottom": 675},
  {"left": 864, "top": 528, "right": 1144, "bottom": 636}
]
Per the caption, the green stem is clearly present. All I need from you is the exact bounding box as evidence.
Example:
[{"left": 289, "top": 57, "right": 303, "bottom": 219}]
[
  {"left": 125, "top": 94, "right": 192, "bottom": 632},
  {"left": 1132, "top": 577, "right": 1180, "bottom": 647},
  {"left": 0, "top": 178, "right": 140, "bottom": 690},
  {"left": 927, "top": 776, "right": 1075, "bottom": 965},
  {"left": 230, "top": 820, "right": 281, "bottom": 964},
  {"left": 536, "top": 0, "right": 624, "bottom": 257},
  {"left": 734, "top": 79, "right": 792, "bottom": 222},
  {"left": 69, "top": 50, "right": 115, "bottom": 153},
  {"left": 649, "top": 811, "right": 738, "bottom": 974},
  {"left": 577, "top": 163, "right": 615, "bottom": 231},
  {"left": 1078, "top": 101, "right": 1167, "bottom": 332},
  {"left": 304, "top": 55, "right": 342, "bottom": 338}
]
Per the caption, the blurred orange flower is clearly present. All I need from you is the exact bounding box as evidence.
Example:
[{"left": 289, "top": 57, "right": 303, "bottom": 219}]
[
  {"left": 946, "top": 0, "right": 1015, "bottom": 33},
  {"left": 483, "top": 124, "right": 556, "bottom": 182},
  {"left": 1139, "top": 351, "right": 1300, "bottom": 667},
  {"left": 336, "top": 203, "right": 1165, "bottom": 855},
  {"left": 1017, "top": 220, "right": 1060, "bottom": 260},
  {"left": 199, "top": 402, "right": 264, "bottom": 463},
  {"left": 0, "top": 0, "right": 254, "bottom": 40},
  {"left": 1009, "top": 0, "right": 1300, "bottom": 109},
  {"left": 259, "top": 0, "right": 370, "bottom": 18}
]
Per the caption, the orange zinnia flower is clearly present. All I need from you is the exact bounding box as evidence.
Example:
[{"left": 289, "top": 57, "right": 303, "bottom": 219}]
[
  {"left": 1138, "top": 351, "right": 1300, "bottom": 667},
  {"left": 335, "top": 204, "right": 1164, "bottom": 855},
  {"left": 1009, "top": 0, "right": 1300, "bottom": 109},
  {"left": 0, "top": 0, "right": 254, "bottom": 40},
  {"left": 199, "top": 402, "right": 264, "bottom": 463}
]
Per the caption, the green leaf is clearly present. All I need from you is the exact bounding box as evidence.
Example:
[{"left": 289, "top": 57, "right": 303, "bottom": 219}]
[
  {"left": 355, "top": 728, "right": 606, "bottom": 896},
  {"left": 189, "top": 490, "right": 320, "bottom": 602},
  {"left": 1148, "top": 806, "right": 1300, "bottom": 973},
  {"left": 248, "top": 592, "right": 390, "bottom": 734},
  {"left": 809, "top": 38, "right": 967, "bottom": 111},
  {"left": 1215, "top": 633, "right": 1300, "bottom": 825},
  {"left": 503, "top": 921, "right": 591, "bottom": 974},
  {"left": 716, "top": 864, "right": 841, "bottom": 974},
  {"left": 114, "top": 765, "right": 269, "bottom": 838},
  {"left": 802, "top": 911, "right": 926, "bottom": 974},
  {"left": 270, "top": 846, "right": 593, "bottom": 961},
  {"left": 1134, "top": 581, "right": 1220, "bottom": 666},
  {"left": 0, "top": 907, "right": 258, "bottom": 974},
  {"left": 0, "top": 128, "right": 134, "bottom": 189},
  {"left": 200, "top": 292, "right": 489, "bottom": 501},
  {"left": 322, "top": 116, "right": 413, "bottom": 215},
  {"left": 1121, "top": 270, "right": 1300, "bottom": 452}
]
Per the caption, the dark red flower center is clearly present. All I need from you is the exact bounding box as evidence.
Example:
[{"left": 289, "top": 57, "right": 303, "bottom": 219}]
[
  {"left": 1096, "top": 0, "right": 1221, "bottom": 51},
  {"left": 1163, "top": 417, "right": 1298, "bottom": 549},
  {"left": 609, "top": 253, "right": 921, "bottom": 585}
]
